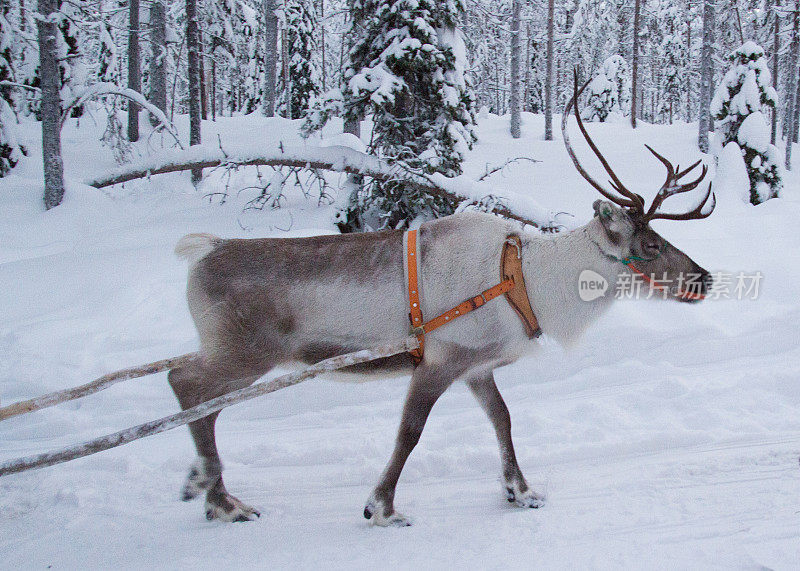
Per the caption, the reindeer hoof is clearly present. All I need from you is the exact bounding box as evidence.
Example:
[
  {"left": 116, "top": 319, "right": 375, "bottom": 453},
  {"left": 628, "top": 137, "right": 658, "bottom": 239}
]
[
  {"left": 205, "top": 498, "right": 260, "bottom": 522},
  {"left": 364, "top": 498, "right": 412, "bottom": 527},
  {"left": 506, "top": 484, "right": 544, "bottom": 509}
]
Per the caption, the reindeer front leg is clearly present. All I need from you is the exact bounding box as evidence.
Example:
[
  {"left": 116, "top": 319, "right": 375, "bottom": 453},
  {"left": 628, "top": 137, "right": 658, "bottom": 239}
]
[
  {"left": 466, "top": 375, "right": 544, "bottom": 508},
  {"left": 364, "top": 363, "right": 453, "bottom": 527}
]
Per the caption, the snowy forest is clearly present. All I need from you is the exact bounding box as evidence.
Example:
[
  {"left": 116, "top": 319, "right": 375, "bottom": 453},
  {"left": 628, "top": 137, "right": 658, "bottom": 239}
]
[
  {"left": 1, "top": 0, "right": 800, "bottom": 568},
  {"left": 0, "top": 0, "right": 798, "bottom": 221}
]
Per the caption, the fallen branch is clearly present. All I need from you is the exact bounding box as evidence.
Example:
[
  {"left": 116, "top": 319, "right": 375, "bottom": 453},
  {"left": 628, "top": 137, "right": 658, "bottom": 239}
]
[
  {"left": 0, "top": 353, "right": 197, "bottom": 422},
  {"left": 86, "top": 144, "right": 557, "bottom": 230},
  {"left": 0, "top": 337, "right": 418, "bottom": 477}
]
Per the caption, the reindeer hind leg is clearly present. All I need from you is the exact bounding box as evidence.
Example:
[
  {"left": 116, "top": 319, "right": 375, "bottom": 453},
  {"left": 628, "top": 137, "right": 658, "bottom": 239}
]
[{"left": 168, "top": 357, "right": 268, "bottom": 522}]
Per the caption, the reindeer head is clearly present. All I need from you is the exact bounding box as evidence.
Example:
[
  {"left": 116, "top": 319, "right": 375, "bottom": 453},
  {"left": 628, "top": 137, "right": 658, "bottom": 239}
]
[{"left": 562, "top": 71, "right": 715, "bottom": 303}]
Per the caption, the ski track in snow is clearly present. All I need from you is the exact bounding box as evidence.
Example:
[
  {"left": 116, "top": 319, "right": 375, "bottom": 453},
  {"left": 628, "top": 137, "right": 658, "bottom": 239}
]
[{"left": 1, "top": 112, "right": 799, "bottom": 569}]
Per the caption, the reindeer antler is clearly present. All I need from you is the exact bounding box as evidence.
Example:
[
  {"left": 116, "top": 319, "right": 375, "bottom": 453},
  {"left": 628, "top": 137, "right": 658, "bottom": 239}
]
[
  {"left": 641, "top": 145, "right": 715, "bottom": 221},
  {"left": 562, "top": 70, "right": 645, "bottom": 213},
  {"left": 563, "top": 68, "right": 715, "bottom": 223}
]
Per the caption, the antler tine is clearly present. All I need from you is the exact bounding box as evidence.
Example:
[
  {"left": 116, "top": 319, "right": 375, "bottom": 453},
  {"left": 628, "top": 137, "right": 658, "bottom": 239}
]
[
  {"left": 644, "top": 144, "right": 710, "bottom": 220},
  {"left": 647, "top": 182, "right": 716, "bottom": 221},
  {"left": 676, "top": 159, "right": 702, "bottom": 179},
  {"left": 561, "top": 70, "right": 642, "bottom": 210}
]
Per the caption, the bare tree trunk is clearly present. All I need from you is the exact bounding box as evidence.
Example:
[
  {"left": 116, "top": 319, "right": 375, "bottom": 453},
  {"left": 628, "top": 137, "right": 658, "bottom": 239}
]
[
  {"left": 148, "top": 0, "right": 167, "bottom": 127},
  {"left": 319, "top": 0, "right": 326, "bottom": 91},
  {"left": 524, "top": 20, "right": 532, "bottom": 112},
  {"left": 263, "top": 0, "right": 279, "bottom": 116},
  {"left": 282, "top": 26, "right": 292, "bottom": 119},
  {"left": 698, "top": 0, "right": 715, "bottom": 152},
  {"left": 786, "top": 0, "right": 799, "bottom": 169},
  {"left": 631, "top": 0, "right": 641, "bottom": 128},
  {"left": 686, "top": 17, "right": 692, "bottom": 122},
  {"left": 127, "top": 0, "right": 140, "bottom": 142},
  {"left": 544, "top": 0, "right": 554, "bottom": 140},
  {"left": 199, "top": 30, "right": 207, "bottom": 121},
  {"left": 794, "top": 72, "right": 800, "bottom": 143},
  {"left": 38, "top": 0, "right": 64, "bottom": 209},
  {"left": 211, "top": 59, "right": 216, "bottom": 121},
  {"left": 186, "top": 0, "right": 202, "bottom": 184},
  {"left": 509, "top": 0, "right": 521, "bottom": 138},
  {"left": 494, "top": 48, "right": 500, "bottom": 113},
  {"left": 771, "top": 2, "right": 780, "bottom": 145}
]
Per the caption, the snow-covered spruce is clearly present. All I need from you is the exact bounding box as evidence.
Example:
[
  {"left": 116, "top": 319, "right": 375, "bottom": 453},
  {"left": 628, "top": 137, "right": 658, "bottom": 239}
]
[
  {"left": 0, "top": 4, "right": 24, "bottom": 176},
  {"left": 309, "top": 0, "right": 477, "bottom": 230},
  {"left": 277, "top": 0, "right": 321, "bottom": 119},
  {"left": 710, "top": 41, "right": 781, "bottom": 204},
  {"left": 582, "top": 55, "right": 631, "bottom": 122}
]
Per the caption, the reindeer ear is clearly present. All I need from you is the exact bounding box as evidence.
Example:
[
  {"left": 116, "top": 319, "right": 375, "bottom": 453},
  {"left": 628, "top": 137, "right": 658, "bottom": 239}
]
[{"left": 593, "top": 200, "right": 634, "bottom": 243}]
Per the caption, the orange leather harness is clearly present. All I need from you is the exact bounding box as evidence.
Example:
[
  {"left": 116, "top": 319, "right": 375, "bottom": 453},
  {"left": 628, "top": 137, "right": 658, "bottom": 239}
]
[{"left": 405, "top": 229, "right": 541, "bottom": 364}]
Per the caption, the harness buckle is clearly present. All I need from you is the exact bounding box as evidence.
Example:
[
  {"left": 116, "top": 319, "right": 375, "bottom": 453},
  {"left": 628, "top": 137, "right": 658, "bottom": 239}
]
[{"left": 412, "top": 326, "right": 426, "bottom": 337}]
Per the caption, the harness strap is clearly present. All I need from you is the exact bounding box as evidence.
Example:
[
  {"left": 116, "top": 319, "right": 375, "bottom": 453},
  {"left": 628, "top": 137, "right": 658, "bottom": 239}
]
[
  {"left": 406, "top": 229, "right": 424, "bottom": 362},
  {"left": 405, "top": 230, "right": 540, "bottom": 365}
]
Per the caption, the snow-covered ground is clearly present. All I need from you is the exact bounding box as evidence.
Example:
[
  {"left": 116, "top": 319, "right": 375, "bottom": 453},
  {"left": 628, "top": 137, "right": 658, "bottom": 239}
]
[{"left": 1, "top": 111, "right": 799, "bottom": 569}]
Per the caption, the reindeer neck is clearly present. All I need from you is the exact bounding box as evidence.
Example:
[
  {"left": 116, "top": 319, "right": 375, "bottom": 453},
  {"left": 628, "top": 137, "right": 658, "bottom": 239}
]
[{"left": 520, "top": 220, "right": 623, "bottom": 346}]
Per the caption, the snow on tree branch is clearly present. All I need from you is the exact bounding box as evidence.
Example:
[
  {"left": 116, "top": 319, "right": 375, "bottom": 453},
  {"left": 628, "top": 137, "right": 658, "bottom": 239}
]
[
  {"left": 84, "top": 142, "right": 560, "bottom": 231},
  {"left": 60, "top": 83, "right": 183, "bottom": 149}
]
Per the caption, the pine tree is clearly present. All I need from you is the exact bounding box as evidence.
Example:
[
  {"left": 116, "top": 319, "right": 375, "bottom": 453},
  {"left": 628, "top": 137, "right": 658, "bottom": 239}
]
[
  {"left": 336, "top": 0, "right": 477, "bottom": 230},
  {"left": 0, "top": 0, "right": 25, "bottom": 176},
  {"left": 711, "top": 41, "right": 781, "bottom": 203},
  {"left": 278, "top": 0, "right": 321, "bottom": 119}
]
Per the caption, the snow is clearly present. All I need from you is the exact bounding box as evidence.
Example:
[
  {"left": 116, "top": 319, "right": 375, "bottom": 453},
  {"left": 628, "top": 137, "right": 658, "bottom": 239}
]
[
  {"left": 715, "top": 141, "right": 750, "bottom": 206},
  {"left": 737, "top": 111, "right": 770, "bottom": 154},
  {"left": 1, "top": 111, "right": 800, "bottom": 568}
]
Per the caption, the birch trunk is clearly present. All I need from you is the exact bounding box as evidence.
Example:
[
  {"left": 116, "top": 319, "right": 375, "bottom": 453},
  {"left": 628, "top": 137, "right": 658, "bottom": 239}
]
[{"left": 38, "top": 0, "right": 64, "bottom": 209}]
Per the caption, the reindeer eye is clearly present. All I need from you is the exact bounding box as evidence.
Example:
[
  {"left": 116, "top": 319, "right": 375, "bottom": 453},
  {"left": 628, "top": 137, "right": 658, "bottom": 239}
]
[{"left": 646, "top": 242, "right": 660, "bottom": 252}]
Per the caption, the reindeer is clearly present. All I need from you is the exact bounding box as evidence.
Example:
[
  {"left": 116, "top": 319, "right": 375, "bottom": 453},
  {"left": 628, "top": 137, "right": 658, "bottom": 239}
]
[{"left": 168, "top": 75, "right": 715, "bottom": 525}]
